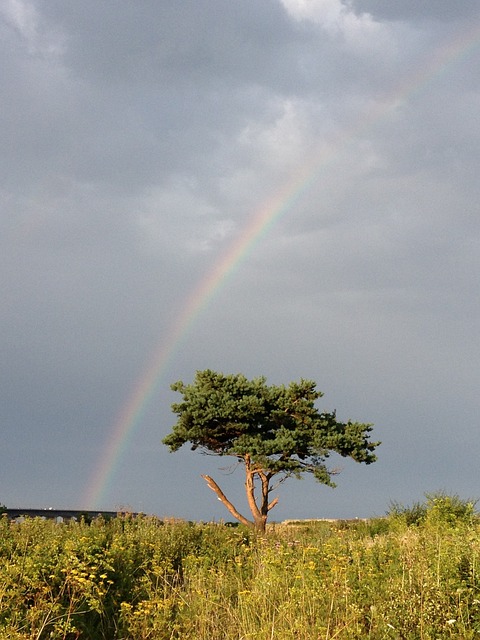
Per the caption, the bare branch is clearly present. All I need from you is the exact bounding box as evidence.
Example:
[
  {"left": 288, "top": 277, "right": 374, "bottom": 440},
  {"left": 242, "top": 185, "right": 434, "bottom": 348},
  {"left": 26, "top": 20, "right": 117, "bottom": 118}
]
[
  {"left": 219, "top": 459, "right": 243, "bottom": 474},
  {"left": 267, "top": 496, "right": 279, "bottom": 512},
  {"left": 201, "top": 475, "right": 252, "bottom": 527},
  {"left": 329, "top": 466, "right": 343, "bottom": 476},
  {"left": 270, "top": 474, "right": 291, "bottom": 491}
]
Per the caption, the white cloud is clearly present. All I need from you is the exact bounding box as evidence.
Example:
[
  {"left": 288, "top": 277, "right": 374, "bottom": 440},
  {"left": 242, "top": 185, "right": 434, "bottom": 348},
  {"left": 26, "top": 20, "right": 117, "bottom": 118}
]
[
  {"left": 280, "top": 0, "right": 393, "bottom": 54},
  {"left": 1, "top": 0, "right": 63, "bottom": 55},
  {"left": 1, "top": 0, "right": 37, "bottom": 42},
  {"left": 138, "top": 181, "right": 236, "bottom": 256},
  {"left": 239, "top": 99, "right": 311, "bottom": 171}
]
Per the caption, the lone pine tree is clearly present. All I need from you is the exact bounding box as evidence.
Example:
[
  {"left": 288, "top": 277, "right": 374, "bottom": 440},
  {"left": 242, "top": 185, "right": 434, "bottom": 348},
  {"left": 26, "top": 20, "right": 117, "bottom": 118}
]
[{"left": 163, "top": 370, "right": 379, "bottom": 532}]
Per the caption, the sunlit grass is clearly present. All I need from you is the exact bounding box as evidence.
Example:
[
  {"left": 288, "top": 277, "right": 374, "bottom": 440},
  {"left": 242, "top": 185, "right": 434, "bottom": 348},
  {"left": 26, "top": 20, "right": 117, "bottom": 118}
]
[{"left": 1, "top": 496, "right": 480, "bottom": 638}]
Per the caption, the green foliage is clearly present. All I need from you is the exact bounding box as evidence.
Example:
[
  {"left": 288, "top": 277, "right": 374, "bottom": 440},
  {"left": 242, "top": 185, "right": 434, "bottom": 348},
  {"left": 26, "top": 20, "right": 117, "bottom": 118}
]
[
  {"left": 164, "top": 370, "right": 378, "bottom": 480},
  {"left": 424, "top": 492, "right": 477, "bottom": 528},
  {"left": 387, "top": 492, "right": 478, "bottom": 529},
  {"left": 3, "top": 513, "right": 480, "bottom": 638},
  {"left": 387, "top": 499, "right": 428, "bottom": 526},
  {"left": 0, "top": 515, "right": 249, "bottom": 639},
  {"left": 164, "top": 370, "right": 379, "bottom": 530}
]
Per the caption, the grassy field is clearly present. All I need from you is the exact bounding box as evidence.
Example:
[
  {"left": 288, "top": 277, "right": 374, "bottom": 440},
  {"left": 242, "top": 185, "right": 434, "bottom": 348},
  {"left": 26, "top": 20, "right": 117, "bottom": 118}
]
[{"left": 1, "top": 495, "right": 480, "bottom": 639}]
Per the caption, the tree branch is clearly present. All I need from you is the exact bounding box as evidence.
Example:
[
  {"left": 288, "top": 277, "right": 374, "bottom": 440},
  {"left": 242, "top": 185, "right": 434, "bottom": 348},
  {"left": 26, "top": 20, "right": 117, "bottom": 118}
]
[
  {"left": 201, "top": 475, "right": 252, "bottom": 527},
  {"left": 267, "top": 496, "right": 279, "bottom": 512}
]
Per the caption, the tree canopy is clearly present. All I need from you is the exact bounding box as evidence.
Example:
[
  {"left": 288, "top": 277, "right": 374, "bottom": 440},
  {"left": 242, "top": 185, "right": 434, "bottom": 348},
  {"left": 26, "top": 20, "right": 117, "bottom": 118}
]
[{"left": 163, "top": 370, "right": 379, "bottom": 531}]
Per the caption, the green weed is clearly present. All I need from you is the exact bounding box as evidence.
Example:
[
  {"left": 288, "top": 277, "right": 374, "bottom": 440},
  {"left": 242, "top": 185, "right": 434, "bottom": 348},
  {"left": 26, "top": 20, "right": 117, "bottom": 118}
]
[{"left": 1, "top": 499, "right": 480, "bottom": 638}]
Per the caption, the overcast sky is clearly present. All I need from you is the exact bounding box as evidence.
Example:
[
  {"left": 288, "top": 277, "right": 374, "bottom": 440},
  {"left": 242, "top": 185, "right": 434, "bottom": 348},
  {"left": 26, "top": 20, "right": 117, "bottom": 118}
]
[{"left": 2, "top": 0, "right": 480, "bottom": 521}]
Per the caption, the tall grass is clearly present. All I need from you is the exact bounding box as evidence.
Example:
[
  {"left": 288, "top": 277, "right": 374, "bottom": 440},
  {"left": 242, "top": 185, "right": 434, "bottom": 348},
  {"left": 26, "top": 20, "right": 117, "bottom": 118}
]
[{"left": 1, "top": 498, "right": 480, "bottom": 638}]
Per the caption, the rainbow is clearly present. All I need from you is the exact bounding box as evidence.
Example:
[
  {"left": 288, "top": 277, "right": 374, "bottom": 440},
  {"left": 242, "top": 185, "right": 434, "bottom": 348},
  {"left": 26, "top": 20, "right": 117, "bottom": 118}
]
[{"left": 83, "top": 21, "right": 480, "bottom": 509}]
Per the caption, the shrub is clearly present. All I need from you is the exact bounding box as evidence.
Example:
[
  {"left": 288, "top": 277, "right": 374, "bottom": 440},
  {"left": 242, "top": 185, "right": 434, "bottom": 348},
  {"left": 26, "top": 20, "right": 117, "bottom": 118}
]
[
  {"left": 387, "top": 499, "right": 427, "bottom": 526},
  {"left": 387, "top": 493, "right": 478, "bottom": 530},
  {"left": 424, "top": 492, "right": 477, "bottom": 528}
]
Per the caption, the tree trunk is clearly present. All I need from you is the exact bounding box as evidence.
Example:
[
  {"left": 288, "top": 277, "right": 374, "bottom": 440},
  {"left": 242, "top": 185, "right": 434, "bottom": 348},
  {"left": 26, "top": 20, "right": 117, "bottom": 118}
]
[
  {"left": 244, "top": 456, "right": 274, "bottom": 533},
  {"left": 201, "top": 457, "right": 279, "bottom": 534}
]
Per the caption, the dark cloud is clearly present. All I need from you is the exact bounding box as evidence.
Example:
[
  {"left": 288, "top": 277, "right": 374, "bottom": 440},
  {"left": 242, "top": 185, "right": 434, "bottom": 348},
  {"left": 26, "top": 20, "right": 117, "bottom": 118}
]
[
  {"left": 38, "top": 0, "right": 302, "bottom": 86},
  {"left": 1, "top": 0, "right": 480, "bottom": 518}
]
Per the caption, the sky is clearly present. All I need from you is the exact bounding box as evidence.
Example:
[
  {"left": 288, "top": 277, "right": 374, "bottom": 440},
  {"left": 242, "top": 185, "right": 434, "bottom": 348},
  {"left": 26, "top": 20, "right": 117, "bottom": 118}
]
[{"left": 2, "top": 0, "right": 480, "bottom": 521}]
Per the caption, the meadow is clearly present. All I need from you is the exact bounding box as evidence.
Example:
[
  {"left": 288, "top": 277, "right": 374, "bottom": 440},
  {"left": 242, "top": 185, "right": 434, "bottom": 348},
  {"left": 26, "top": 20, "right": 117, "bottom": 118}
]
[{"left": 1, "top": 494, "right": 480, "bottom": 639}]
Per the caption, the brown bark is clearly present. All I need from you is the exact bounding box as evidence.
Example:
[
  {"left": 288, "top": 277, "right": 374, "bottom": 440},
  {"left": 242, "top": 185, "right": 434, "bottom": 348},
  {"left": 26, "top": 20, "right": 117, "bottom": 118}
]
[
  {"left": 258, "top": 470, "right": 277, "bottom": 517},
  {"left": 201, "top": 475, "right": 252, "bottom": 528},
  {"left": 202, "top": 456, "right": 279, "bottom": 533},
  {"left": 244, "top": 454, "right": 264, "bottom": 530},
  {"left": 245, "top": 457, "right": 279, "bottom": 532}
]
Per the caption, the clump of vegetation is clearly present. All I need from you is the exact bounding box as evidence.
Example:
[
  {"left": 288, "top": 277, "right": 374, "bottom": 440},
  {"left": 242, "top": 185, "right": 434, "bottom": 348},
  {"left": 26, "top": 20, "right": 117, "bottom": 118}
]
[
  {"left": 387, "top": 492, "right": 477, "bottom": 528},
  {"left": 387, "top": 498, "right": 428, "bottom": 526},
  {"left": 1, "top": 495, "right": 480, "bottom": 638},
  {"left": 424, "top": 492, "right": 477, "bottom": 527}
]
